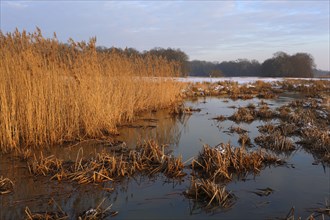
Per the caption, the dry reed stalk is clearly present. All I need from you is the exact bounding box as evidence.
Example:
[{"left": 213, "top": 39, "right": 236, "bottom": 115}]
[
  {"left": 27, "top": 152, "right": 63, "bottom": 176},
  {"left": 184, "top": 177, "right": 236, "bottom": 209},
  {"left": 0, "top": 176, "right": 14, "bottom": 195},
  {"left": 0, "top": 28, "right": 184, "bottom": 152}
]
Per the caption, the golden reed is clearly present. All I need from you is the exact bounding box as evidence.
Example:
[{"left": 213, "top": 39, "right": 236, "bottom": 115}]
[{"left": 0, "top": 28, "right": 184, "bottom": 151}]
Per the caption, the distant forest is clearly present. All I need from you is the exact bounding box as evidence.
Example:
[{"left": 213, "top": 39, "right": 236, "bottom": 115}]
[
  {"left": 189, "top": 51, "right": 328, "bottom": 78},
  {"left": 96, "top": 46, "right": 329, "bottom": 78}
]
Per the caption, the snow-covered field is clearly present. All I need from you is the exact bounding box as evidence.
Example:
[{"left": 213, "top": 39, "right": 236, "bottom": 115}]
[{"left": 175, "top": 76, "right": 329, "bottom": 84}]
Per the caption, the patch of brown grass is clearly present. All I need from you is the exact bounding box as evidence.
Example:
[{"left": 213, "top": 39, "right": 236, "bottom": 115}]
[
  {"left": 229, "top": 107, "right": 255, "bottom": 123},
  {"left": 191, "top": 144, "right": 283, "bottom": 181},
  {"left": 27, "top": 140, "right": 186, "bottom": 184},
  {"left": 254, "top": 131, "right": 295, "bottom": 152},
  {"left": 184, "top": 178, "right": 236, "bottom": 209}
]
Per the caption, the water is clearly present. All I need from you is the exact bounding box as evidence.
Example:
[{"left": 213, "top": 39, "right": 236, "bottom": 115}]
[{"left": 1, "top": 94, "right": 329, "bottom": 219}]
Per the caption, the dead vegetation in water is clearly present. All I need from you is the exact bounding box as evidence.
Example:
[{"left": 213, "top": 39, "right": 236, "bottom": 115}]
[
  {"left": 227, "top": 125, "right": 248, "bottom": 134},
  {"left": 170, "top": 105, "right": 201, "bottom": 116},
  {"left": 276, "top": 206, "right": 316, "bottom": 220},
  {"left": 258, "top": 122, "right": 297, "bottom": 136},
  {"left": 238, "top": 133, "right": 252, "bottom": 147},
  {"left": 279, "top": 79, "right": 330, "bottom": 97},
  {"left": 27, "top": 140, "right": 186, "bottom": 184},
  {"left": 0, "top": 176, "right": 14, "bottom": 195},
  {"left": 25, "top": 207, "right": 68, "bottom": 220},
  {"left": 25, "top": 198, "right": 68, "bottom": 220},
  {"left": 306, "top": 200, "right": 330, "bottom": 218},
  {"left": 212, "top": 115, "right": 227, "bottom": 121},
  {"left": 78, "top": 198, "right": 117, "bottom": 220},
  {"left": 229, "top": 107, "right": 256, "bottom": 123},
  {"left": 228, "top": 102, "right": 276, "bottom": 123},
  {"left": 191, "top": 144, "right": 284, "bottom": 182},
  {"left": 273, "top": 97, "right": 330, "bottom": 162},
  {"left": 184, "top": 178, "right": 236, "bottom": 209},
  {"left": 255, "top": 131, "right": 295, "bottom": 152}
]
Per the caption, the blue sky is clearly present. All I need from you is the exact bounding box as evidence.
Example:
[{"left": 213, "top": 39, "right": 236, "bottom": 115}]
[{"left": 1, "top": 1, "right": 329, "bottom": 70}]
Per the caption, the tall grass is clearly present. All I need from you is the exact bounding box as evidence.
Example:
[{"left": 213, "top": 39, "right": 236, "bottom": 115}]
[{"left": 0, "top": 28, "right": 184, "bottom": 151}]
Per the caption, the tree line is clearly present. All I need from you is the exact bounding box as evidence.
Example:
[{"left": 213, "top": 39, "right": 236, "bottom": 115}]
[{"left": 189, "top": 51, "right": 317, "bottom": 78}]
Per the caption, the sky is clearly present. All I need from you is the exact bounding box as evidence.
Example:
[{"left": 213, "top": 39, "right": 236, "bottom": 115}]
[{"left": 1, "top": 0, "right": 329, "bottom": 70}]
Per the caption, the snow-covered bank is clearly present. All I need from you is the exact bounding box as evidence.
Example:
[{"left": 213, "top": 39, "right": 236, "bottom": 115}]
[{"left": 175, "top": 77, "right": 329, "bottom": 84}]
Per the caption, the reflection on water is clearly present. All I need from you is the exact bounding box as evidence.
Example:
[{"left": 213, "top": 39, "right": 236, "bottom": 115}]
[{"left": 1, "top": 93, "right": 329, "bottom": 219}]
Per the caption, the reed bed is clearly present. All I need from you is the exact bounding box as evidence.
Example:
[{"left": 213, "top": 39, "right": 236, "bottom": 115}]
[
  {"left": 0, "top": 176, "right": 14, "bottom": 195},
  {"left": 229, "top": 107, "right": 256, "bottom": 122},
  {"left": 258, "top": 122, "right": 297, "bottom": 136},
  {"left": 0, "top": 29, "right": 184, "bottom": 152},
  {"left": 191, "top": 144, "right": 283, "bottom": 181},
  {"left": 27, "top": 140, "right": 186, "bottom": 184},
  {"left": 255, "top": 131, "right": 295, "bottom": 152},
  {"left": 184, "top": 178, "right": 236, "bottom": 209}
]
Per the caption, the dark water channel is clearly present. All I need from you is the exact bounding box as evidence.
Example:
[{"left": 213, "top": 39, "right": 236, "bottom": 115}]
[{"left": 1, "top": 94, "right": 329, "bottom": 219}]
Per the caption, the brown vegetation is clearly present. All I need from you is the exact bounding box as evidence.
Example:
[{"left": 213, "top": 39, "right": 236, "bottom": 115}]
[
  {"left": 27, "top": 140, "right": 186, "bottom": 184},
  {"left": 255, "top": 131, "right": 295, "bottom": 152},
  {"left": 0, "top": 29, "right": 184, "bottom": 152},
  {"left": 184, "top": 178, "right": 236, "bottom": 209},
  {"left": 191, "top": 144, "right": 283, "bottom": 181}
]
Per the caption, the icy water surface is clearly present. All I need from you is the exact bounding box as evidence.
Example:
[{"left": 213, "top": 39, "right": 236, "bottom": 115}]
[{"left": 1, "top": 94, "right": 329, "bottom": 219}]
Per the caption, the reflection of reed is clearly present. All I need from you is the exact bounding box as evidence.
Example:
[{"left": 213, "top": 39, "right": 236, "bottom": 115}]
[{"left": 118, "top": 110, "right": 191, "bottom": 150}]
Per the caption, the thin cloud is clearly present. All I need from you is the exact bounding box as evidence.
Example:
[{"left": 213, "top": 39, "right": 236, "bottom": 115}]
[{"left": 1, "top": 1, "right": 329, "bottom": 70}]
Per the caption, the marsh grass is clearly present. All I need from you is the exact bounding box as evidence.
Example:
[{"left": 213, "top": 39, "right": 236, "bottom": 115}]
[
  {"left": 254, "top": 131, "right": 295, "bottom": 152},
  {"left": 191, "top": 144, "right": 283, "bottom": 181},
  {"left": 0, "top": 29, "right": 183, "bottom": 151},
  {"left": 229, "top": 107, "right": 255, "bottom": 122},
  {"left": 184, "top": 178, "right": 236, "bottom": 209},
  {"left": 27, "top": 140, "right": 186, "bottom": 184}
]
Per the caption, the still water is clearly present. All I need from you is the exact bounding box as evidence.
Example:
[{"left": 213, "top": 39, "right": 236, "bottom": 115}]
[{"left": 1, "top": 94, "right": 329, "bottom": 219}]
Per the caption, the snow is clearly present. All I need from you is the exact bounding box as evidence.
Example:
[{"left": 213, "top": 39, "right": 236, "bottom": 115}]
[{"left": 174, "top": 76, "right": 329, "bottom": 84}]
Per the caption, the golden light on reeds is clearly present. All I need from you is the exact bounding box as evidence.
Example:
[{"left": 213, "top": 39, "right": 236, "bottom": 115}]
[
  {"left": 0, "top": 28, "right": 184, "bottom": 151},
  {"left": 27, "top": 140, "right": 186, "bottom": 184}
]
